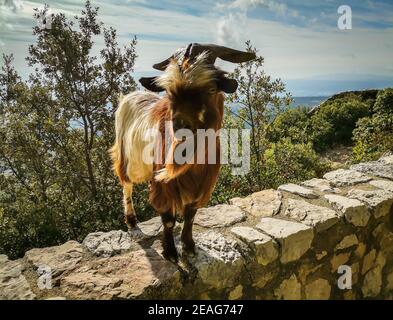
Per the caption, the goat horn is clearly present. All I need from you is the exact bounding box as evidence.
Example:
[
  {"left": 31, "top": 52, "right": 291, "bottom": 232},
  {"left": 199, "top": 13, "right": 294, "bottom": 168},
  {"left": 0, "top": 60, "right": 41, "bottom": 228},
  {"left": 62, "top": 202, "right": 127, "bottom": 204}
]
[{"left": 153, "top": 43, "right": 256, "bottom": 71}]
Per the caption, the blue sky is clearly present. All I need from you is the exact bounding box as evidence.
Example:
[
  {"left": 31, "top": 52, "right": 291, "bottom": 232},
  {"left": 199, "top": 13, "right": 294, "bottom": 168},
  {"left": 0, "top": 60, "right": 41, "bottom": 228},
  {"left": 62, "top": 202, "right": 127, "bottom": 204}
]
[{"left": 0, "top": 0, "right": 392, "bottom": 96}]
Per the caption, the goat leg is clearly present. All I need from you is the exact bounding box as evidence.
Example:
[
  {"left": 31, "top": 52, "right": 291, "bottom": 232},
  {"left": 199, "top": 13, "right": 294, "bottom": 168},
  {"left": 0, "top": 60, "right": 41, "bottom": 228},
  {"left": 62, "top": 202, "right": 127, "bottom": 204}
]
[
  {"left": 123, "top": 183, "right": 138, "bottom": 228},
  {"left": 181, "top": 205, "right": 196, "bottom": 256},
  {"left": 161, "top": 210, "right": 178, "bottom": 263}
]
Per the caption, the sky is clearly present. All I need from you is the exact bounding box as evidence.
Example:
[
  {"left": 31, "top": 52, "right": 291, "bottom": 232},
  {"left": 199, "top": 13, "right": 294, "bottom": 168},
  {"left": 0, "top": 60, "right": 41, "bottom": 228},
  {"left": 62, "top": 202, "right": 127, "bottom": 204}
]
[{"left": 0, "top": 0, "right": 392, "bottom": 96}]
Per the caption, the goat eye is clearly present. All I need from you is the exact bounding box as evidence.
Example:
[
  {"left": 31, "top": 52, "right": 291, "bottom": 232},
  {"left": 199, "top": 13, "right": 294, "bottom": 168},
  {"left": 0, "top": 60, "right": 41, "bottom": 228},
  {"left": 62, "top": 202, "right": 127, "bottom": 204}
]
[{"left": 208, "top": 87, "right": 216, "bottom": 95}]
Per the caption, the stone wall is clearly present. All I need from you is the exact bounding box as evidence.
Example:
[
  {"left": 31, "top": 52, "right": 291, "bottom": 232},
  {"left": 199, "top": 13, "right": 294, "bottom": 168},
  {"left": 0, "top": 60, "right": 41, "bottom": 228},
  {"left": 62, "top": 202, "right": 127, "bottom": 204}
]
[{"left": 1, "top": 155, "right": 393, "bottom": 300}]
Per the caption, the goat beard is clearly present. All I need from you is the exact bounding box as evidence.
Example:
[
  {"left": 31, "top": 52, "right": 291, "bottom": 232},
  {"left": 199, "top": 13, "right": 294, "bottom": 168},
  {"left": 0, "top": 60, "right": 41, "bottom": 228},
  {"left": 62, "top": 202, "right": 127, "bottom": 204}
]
[{"left": 154, "top": 136, "right": 196, "bottom": 183}]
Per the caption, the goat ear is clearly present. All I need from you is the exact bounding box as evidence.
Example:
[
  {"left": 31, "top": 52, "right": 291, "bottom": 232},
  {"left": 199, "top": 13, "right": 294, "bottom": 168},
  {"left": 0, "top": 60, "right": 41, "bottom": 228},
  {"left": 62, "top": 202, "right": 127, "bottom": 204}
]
[
  {"left": 217, "top": 77, "right": 238, "bottom": 94},
  {"left": 139, "top": 77, "right": 165, "bottom": 92}
]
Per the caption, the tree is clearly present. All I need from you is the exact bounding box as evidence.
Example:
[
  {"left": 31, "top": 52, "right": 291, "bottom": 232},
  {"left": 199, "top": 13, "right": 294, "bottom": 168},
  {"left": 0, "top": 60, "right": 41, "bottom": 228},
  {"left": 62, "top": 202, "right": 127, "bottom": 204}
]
[
  {"left": 225, "top": 40, "right": 292, "bottom": 190},
  {"left": 0, "top": 1, "right": 145, "bottom": 258}
]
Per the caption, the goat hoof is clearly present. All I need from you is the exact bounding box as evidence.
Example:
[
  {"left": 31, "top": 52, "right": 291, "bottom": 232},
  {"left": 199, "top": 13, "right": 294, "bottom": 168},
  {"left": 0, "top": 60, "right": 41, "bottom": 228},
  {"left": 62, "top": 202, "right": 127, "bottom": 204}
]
[
  {"left": 182, "top": 243, "right": 195, "bottom": 257},
  {"left": 125, "top": 215, "right": 138, "bottom": 228}
]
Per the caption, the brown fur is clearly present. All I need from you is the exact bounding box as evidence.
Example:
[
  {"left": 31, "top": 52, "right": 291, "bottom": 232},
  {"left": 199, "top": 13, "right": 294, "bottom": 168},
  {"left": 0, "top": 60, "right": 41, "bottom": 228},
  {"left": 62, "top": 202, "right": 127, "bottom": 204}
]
[{"left": 149, "top": 91, "right": 224, "bottom": 215}]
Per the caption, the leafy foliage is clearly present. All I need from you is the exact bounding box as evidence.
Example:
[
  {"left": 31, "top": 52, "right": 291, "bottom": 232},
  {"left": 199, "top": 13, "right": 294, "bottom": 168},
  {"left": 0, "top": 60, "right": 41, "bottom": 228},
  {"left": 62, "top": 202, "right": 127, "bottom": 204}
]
[
  {"left": 352, "top": 88, "right": 393, "bottom": 161},
  {"left": 0, "top": 2, "right": 146, "bottom": 258}
]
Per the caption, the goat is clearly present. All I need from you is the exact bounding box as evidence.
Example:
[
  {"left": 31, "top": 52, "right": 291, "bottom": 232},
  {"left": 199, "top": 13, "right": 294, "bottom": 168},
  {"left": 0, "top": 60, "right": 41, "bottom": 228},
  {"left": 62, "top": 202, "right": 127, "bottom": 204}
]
[{"left": 110, "top": 43, "right": 255, "bottom": 262}]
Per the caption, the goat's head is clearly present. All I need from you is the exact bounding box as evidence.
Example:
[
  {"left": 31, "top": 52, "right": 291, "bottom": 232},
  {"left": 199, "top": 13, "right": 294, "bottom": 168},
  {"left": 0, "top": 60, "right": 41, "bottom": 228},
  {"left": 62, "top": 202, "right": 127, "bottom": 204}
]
[{"left": 139, "top": 43, "right": 256, "bottom": 133}]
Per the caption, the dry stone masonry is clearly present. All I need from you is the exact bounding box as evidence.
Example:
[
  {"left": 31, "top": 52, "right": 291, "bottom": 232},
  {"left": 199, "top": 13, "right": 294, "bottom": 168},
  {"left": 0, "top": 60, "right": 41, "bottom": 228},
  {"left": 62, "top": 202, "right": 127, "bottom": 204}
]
[{"left": 1, "top": 155, "right": 393, "bottom": 300}]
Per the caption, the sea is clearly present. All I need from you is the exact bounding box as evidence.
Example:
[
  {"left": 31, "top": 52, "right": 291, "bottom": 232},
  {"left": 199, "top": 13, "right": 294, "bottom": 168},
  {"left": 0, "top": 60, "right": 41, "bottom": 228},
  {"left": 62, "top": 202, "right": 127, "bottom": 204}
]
[{"left": 290, "top": 96, "right": 329, "bottom": 109}]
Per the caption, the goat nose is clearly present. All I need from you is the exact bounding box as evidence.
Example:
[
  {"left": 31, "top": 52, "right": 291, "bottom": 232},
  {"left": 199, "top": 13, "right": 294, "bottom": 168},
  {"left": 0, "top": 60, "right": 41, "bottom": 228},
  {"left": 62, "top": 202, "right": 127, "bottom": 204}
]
[{"left": 173, "top": 118, "right": 192, "bottom": 132}]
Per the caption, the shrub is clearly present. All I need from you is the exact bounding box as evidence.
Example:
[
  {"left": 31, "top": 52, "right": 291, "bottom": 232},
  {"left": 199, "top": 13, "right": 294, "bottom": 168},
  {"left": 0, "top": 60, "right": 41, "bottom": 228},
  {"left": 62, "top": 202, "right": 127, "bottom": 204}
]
[{"left": 352, "top": 89, "right": 393, "bottom": 162}]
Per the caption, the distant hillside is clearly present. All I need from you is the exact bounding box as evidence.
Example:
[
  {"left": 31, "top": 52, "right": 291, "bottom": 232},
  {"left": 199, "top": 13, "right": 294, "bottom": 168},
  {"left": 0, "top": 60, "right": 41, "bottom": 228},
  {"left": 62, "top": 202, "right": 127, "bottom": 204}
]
[
  {"left": 290, "top": 96, "right": 329, "bottom": 109},
  {"left": 308, "top": 89, "right": 380, "bottom": 115}
]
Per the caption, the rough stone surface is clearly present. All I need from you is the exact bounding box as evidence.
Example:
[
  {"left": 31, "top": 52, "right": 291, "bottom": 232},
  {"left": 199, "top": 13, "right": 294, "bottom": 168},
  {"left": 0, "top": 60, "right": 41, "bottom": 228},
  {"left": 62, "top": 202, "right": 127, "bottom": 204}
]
[
  {"left": 4, "top": 155, "right": 393, "bottom": 300},
  {"left": 138, "top": 216, "right": 164, "bottom": 237},
  {"left": 355, "top": 243, "right": 367, "bottom": 258},
  {"left": 230, "top": 189, "right": 282, "bottom": 217},
  {"left": 25, "top": 241, "right": 84, "bottom": 278},
  {"left": 351, "top": 157, "right": 393, "bottom": 180},
  {"left": 301, "top": 178, "right": 340, "bottom": 193},
  {"left": 278, "top": 183, "right": 318, "bottom": 199},
  {"left": 362, "top": 249, "right": 376, "bottom": 275},
  {"left": 189, "top": 231, "right": 244, "bottom": 289},
  {"left": 228, "top": 285, "right": 243, "bottom": 300},
  {"left": 284, "top": 199, "right": 339, "bottom": 232},
  {"left": 231, "top": 226, "right": 279, "bottom": 265},
  {"left": 347, "top": 189, "right": 393, "bottom": 218},
  {"left": 274, "top": 275, "right": 302, "bottom": 300},
  {"left": 335, "top": 235, "right": 359, "bottom": 251},
  {"left": 0, "top": 256, "right": 36, "bottom": 300},
  {"left": 370, "top": 180, "right": 393, "bottom": 193},
  {"left": 61, "top": 248, "right": 179, "bottom": 299},
  {"left": 194, "top": 204, "right": 246, "bottom": 228},
  {"left": 362, "top": 266, "right": 382, "bottom": 297},
  {"left": 324, "top": 194, "right": 370, "bottom": 227},
  {"left": 330, "top": 253, "right": 350, "bottom": 272},
  {"left": 323, "top": 169, "right": 372, "bottom": 187},
  {"left": 256, "top": 217, "right": 314, "bottom": 264},
  {"left": 83, "top": 231, "right": 135, "bottom": 257},
  {"left": 305, "top": 278, "right": 331, "bottom": 300}
]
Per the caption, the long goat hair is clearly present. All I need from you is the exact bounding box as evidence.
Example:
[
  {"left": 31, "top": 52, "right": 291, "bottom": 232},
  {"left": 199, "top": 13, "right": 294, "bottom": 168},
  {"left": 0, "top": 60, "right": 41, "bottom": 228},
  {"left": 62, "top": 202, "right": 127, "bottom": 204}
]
[{"left": 110, "top": 43, "right": 255, "bottom": 262}]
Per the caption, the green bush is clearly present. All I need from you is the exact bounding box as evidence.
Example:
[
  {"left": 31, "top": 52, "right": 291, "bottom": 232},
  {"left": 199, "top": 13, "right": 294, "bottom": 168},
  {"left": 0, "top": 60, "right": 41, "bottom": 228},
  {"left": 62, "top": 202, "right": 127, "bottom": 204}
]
[
  {"left": 261, "top": 139, "right": 330, "bottom": 188},
  {"left": 267, "top": 107, "right": 311, "bottom": 144},
  {"left": 352, "top": 89, "right": 393, "bottom": 162},
  {"left": 310, "top": 94, "right": 372, "bottom": 151}
]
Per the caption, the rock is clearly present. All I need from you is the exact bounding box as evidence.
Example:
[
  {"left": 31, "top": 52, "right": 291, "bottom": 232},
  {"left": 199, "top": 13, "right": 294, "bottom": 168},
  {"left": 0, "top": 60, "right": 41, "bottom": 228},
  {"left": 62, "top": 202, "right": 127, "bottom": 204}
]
[
  {"left": 194, "top": 204, "right": 246, "bottom": 228},
  {"left": 324, "top": 194, "right": 370, "bottom": 227},
  {"left": 256, "top": 217, "right": 314, "bottom": 264},
  {"left": 46, "top": 296, "right": 66, "bottom": 300},
  {"left": 25, "top": 241, "right": 84, "bottom": 278},
  {"left": 230, "top": 189, "right": 282, "bottom": 217},
  {"left": 347, "top": 189, "right": 393, "bottom": 218},
  {"left": 387, "top": 271, "right": 393, "bottom": 291},
  {"left": 305, "top": 278, "right": 331, "bottom": 300},
  {"left": 231, "top": 226, "right": 279, "bottom": 266},
  {"left": 61, "top": 248, "right": 179, "bottom": 299},
  {"left": 330, "top": 253, "right": 350, "bottom": 272},
  {"left": 83, "top": 231, "right": 138, "bottom": 257},
  {"left": 301, "top": 178, "right": 340, "bottom": 193},
  {"left": 362, "top": 249, "right": 376, "bottom": 275},
  {"left": 298, "top": 264, "right": 322, "bottom": 283},
  {"left": 189, "top": 231, "right": 244, "bottom": 289},
  {"left": 228, "top": 285, "right": 243, "bottom": 300},
  {"left": 278, "top": 183, "right": 318, "bottom": 199},
  {"left": 335, "top": 235, "right": 358, "bottom": 251},
  {"left": 355, "top": 243, "right": 367, "bottom": 258},
  {"left": 0, "top": 256, "right": 36, "bottom": 300},
  {"left": 376, "top": 252, "right": 386, "bottom": 269},
  {"left": 351, "top": 262, "right": 360, "bottom": 284},
  {"left": 323, "top": 169, "right": 372, "bottom": 187},
  {"left": 284, "top": 199, "right": 339, "bottom": 232},
  {"left": 362, "top": 266, "right": 382, "bottom": 297},
  {"left": 138, "top": 216, "right": 164, "bottom": 237},
  {"left": 351, "top": 159, "right": 393, "bottom": 180},
  {"left": 316, "top": 251, "right": 327, "bottom": 260},
  {"left": 274, "top": 275, "right": 302, "bottom": 300},
  {"left": 369, "top": 180, "right": 393, "bottom": 193},
  {"left": 380, "top": 154, "right": 393, "bottom": 164},
  {"left": 254, "top": 271, "right": 275, "bottom": 289},
  {"left": 343, "top": 291, "right": 356, "bottom": 300}
]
